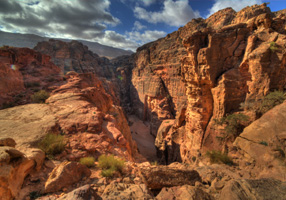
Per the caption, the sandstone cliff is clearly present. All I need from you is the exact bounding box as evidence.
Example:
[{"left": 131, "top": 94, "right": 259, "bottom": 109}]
[
  {"left": 0, "top": 47, "right": 62, "bottom": 108},
  {"left": 34, "top": 39, "right": 115, "bottom": 78},
  {"left": 124, "top": 3, "right": 286, "bottom": 164}
]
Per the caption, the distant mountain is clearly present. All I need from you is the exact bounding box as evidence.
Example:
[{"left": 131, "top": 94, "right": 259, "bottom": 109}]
[{"left": 0, "top": 31, "right": 133, "bottom": 58}]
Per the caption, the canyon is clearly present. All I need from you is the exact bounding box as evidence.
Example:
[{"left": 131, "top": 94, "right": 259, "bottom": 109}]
[{"left": 1, "top": 3, "right": 286, "bottom": 200}]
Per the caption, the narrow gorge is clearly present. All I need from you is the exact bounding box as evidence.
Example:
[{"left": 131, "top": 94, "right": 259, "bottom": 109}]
[{"left": 1, "top": 3, "right": 286, "bottom": 200}]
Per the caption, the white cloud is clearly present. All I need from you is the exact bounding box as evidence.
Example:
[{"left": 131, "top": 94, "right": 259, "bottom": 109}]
[
  {"left": 127, "top": 30, "right": 166, "bottom": 45},
  {"left": 140, "top": 0, "right": 157, "bottom": 6},
  {"left": 0, "top": 0, "right": 120, "bottom": 40},
  {"left": 133, "top": 21, "right": 147, "bottom": 31},
  {"left": 97, "top": 31, "right": 140, "bottom": 51},
  {"left": 208, "top": 0, "right": 263, "bottom": 16},
  {"left": 134, "top": 0, "right": 200, "bottom": 27}
]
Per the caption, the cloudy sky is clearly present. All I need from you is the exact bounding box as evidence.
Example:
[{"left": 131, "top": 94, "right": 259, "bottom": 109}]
[{"left": 0, "top": 0, "right": 285, "bottom": 51}]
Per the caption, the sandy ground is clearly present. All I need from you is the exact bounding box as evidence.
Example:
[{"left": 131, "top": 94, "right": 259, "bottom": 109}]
[{"left": 128, "top": 115, "right": 157, "bottom": 161}]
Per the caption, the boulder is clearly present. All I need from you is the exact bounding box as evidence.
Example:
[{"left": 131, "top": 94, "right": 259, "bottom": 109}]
[
  {"left": 57, "top": 185, "right": 100, "bottom": 200},
  {"left": 156, "top": 185, "right": 214, "bottom": 200},
  {"left": 140, "top": 166, "right": 202, "bottom": 189},
  {"left": 0, "top": 104, "right": 58, "bottom": 149},
  {"left": 44, "top": 161, "right": 91, "bottom": 193},
  {"left": 234, "top": 102, "right": 286, "bottom": 180},
  {"left": 0, "top": 138, "right": 16, "bottom": 147},
  {"left": 219, "top": 178, "right": 286, "bottom": 200},
  {"left": 0, "top": 147, "right": 36, "bottom": 200},
  {"left": 101, "top": 182, "right": 154, "bottom": 200}
]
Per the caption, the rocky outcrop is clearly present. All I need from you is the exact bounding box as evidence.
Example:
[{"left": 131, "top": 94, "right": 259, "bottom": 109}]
[
  {"left": 151, "top": 3, "right": 286, "bottom": 163},
  {"left": 34, "top": 39, "right": 115, "bottom": 78},
  {"left": 0, "top": 104, "right": 58, "bottom": 149},
  {"left": 139, "top": 165, "right": 201, "bottom": 189},
  {"left": 219, "top": 178, "right": 286, "bottom": 200},
  {"left": 101, "top": 182, "right": 154, "bottom": 200},
  {"left": 0, "top": 139, "right": 45, "bottom": 200},
  {"left": 234, "top": 102, "right": 286, "bottom": 181},
  {"left": 57, "top": 184, "right": 100, "bottom": 200},
  {"left": 156, "top": 185, "right": 214, "bottom": 200},
  {"left": 47, "top": 72, "right": 137, "bottom": 160},
  {"left": 44, "top": 161, "right": 91, "bottom": 193},
  {"left": 0, "top": 47, "right": 62, "bottom": 108}
]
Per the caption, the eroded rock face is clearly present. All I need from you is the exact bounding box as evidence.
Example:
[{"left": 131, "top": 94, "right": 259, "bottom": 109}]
[
  {"left": 156, "top": 185, "right": 214, "bottom": 200},
  {"left": 57, "top": 185, "right": 100, "bottom": 200},
  {"left": 219, "top": 178, "right": 286, "bottom": 200},
  {"left": 101, "top": 182, "right": 154, "bottom": 200},
  {"left": 34, "top": 40, "right": 115, "bottom": 78},
  {"left": 234, "top": 102, "right": 286, "bottom": 181},
  {"left": 0, "top": 139, "right": 45, "bottom": 200},
  {"left": 0, "top": 47, "right": 62, "bottom": 108},
  {"left": 139, "top": 165, "right": 201, "bottom": 189},
  {"left": 150, "top": 3, "right": 286, "bottom": 163},
  {"left": 44, "top": 161, "right": 91, "bottom": 193},
  {"left": 47, "top": 72, "right": 137, "bottom": 160}
]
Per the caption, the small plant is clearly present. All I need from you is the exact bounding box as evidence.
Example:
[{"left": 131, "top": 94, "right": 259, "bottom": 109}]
[
  {"left": 31, "top": 90, "right": 50, "bottom": 103},
  {"left": 98, "top": 154, "right": 125, "bottom": 177},
  {"left": 274, "top": 147, "right": 286, "bottom": 159},
  {"left": 29, "top": 191, "right": 41, "bottom": 200},
  {"left": 38, "top": 133, "right": 66, "bottom": 158},
  {"left": 80, "top": 157, "right": 95, "bottom": 168},
  {"left": 258, "top": 91, "right": 285, "bottom": 115},
  {"left": 206, "top": 150, "right": 233, "bottom": 165},
  {"left": 192, "top": 156, "right": 197, "bottom": 162},
  {"left": 259, "top": 141, "right": 268, "bottom": 146},
  {"left": 214, "top": 113, "right": 249, "bottom": 138},
  {"left": 151, "top": 161, "right": 158, "bottom": 166},
  {"left": 269, "top": 41, "right": 278, "bottom": 52},
  {"left": 25, "top": 81, "right": 40, "bottom": 88}
]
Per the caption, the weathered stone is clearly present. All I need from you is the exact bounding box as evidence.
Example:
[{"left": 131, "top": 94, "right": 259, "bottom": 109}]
[
  {"left": 101, "top": 182, "right": 154, "bottom": 200},
  {"left": 44, "top": 161, "right": 91, "bottom": 193},
  {"left": 234, "top": 102, "right": 286, "bottom": 180},
  {"left": 0, "top": 148, "right": 36, "bottom": 200},
  {"left": 140, "top": 166, "right": 202, "bottom": 189},
  {"left": 219, "top": 178, "right": 286, "bottom": 200},
  {"left": 156, "top": 185, "right": 214, "bottom": 200},
  {"left": 57, "top": 185, "right": 100, "bottom": 200},
  {"left": 0, "top": 138, "right": 16, "bottom": 147}
]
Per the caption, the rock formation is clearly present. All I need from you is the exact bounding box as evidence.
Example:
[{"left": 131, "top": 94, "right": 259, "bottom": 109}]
[
  {"left": 132, "top": 3, "right": 286, "bottom": 163},
  {"left": 34, "top": 40, "right": 115, "bottom": 78},
  {"left": 0, "top": 46, "right": 62, "bottom": 108}
]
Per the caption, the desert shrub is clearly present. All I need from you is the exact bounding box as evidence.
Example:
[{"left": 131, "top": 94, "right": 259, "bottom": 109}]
[
  {"left": 151, "top": 161, "right": 158, "bottom": 166},
  {"left": 270, "top": 41, "right": 278, "bottom": 52},
  {"left": 206, "top": 150, "right": 233, "bottom": 165},
  {"left": 98, "top": 154, "right": 124, "bottom": 177},
  {"left": 29, "top": 191, "right": 41, "bottom": 200},
  {"left": 80, "top": 157, "right": 95, "bottom": 168},
  {"left": 259, "top": 141, "right": 268, "bottom": 146},
  {"left": 258, "top": 91, "right": 285, "bottom": 114},
  {"left": 38, "top": 133, "right": 66, "bottom": 157},
  {"left": 31, "top": 90, "right": 49, "bottom": 103},
  {"left": 25, "top": 81, "right": 40, "bottom": 88},
  {"left": 214, "top": 113, "right": 249, "bottom": 138}
]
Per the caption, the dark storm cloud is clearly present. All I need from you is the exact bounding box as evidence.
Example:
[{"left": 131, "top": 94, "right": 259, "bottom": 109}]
[
  {"left": 0, "top": 0, "right": 119, "bottom": 40},
  {"left": 0, "top": 1, "right": 23, "bottom": 13}
]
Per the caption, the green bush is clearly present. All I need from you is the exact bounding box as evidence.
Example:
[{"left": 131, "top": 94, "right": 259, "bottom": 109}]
[
  {"left": 31, "top": 90, "right": 50, "bottom": 103},
  {"left": 270, "top": 41, "right": 278, "bottom": 52},
  {"left": 98, "top": 154, "right": 125, "bottom": 177},
  {"left": 25, "top": 81, "right": 40, "bottom": 88},
  {"left": 38, "top": 133, "right": 66, "bottom": 157},
  {"left": 214, "top": 113, "right": 249, "bottom": 138},
  {"left": 80, "top": 157, "right": 95, "bottom": 168},
  {"left": 259, "top": 141, "right": 268, "bottom": 146},
  {"left": 258, "top": 91, "right": 285, "bottom": 114},
  {"left": 206, "top": 150, "right": 233, "bottom": 165}
]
